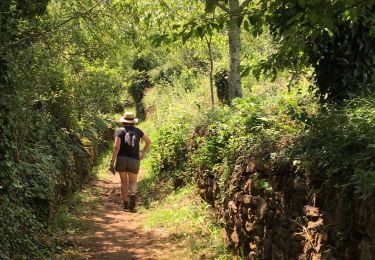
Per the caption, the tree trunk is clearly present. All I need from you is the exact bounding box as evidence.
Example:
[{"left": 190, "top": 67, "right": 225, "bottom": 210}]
[
  {"left": 228, "top": 0, "right": 243, "bottom": 99},
  {"left": 205, "top": 35, "right": 215, "bottom": 107}
]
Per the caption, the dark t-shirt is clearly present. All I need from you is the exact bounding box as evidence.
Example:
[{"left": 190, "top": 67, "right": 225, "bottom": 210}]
[{"left": 115, "top": 126, "right": 144, "bottom": 160}]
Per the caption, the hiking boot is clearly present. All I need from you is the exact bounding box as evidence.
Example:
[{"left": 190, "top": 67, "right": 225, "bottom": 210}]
[
  {"left": 123, "top": 201, "right": 129, "bottom": 210},
  {"left": 129, "top": 194, "right": 136, "bottom": 211}
]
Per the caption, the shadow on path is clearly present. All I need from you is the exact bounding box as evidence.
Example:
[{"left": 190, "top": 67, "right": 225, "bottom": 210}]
[{"left": 75, "top": 174, "right": 185, "bottom": 260}]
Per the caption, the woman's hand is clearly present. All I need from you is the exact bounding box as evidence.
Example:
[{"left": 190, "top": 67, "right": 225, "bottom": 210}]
[
  {"left": 109, "top": 160, "right": 115, "bottom": 174},
  {"left": 140, "top": 151, "right": 145, "bottom": 160}
]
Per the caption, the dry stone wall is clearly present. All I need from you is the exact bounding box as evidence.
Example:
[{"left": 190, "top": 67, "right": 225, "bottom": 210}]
[{"left": 196, "top": 155, "right": 375, "bottom": 260}]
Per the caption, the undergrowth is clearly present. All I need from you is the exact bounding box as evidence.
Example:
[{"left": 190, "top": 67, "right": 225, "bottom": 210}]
[{"left": 143, "top": 185, "right": 231, "bottom": 259}]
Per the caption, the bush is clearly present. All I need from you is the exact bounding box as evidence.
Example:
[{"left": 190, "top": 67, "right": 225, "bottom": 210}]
[
  {"left": 150, "top": 120, "right": 191, "bottom": 183},
  {"left": 293, "top": 96, "right": 375, "bottom": 199}
]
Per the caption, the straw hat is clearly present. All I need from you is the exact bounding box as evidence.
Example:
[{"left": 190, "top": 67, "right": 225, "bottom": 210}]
[{"left": 119, "top": 112, "right": 138, "bottom": 124}]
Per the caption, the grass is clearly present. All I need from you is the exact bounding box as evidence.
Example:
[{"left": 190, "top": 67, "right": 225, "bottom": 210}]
[
  {"left": 92, "top": 146, "right": 113, "bottom": 180},
  {"left": 142, "top": 185, "right": 231, "bottom": 259},
  {"left": 49, "top": 147, "right": 112, "bottom": 258},
  {"left": 51, "top": 113, "right": 231, "bottom": 259}
]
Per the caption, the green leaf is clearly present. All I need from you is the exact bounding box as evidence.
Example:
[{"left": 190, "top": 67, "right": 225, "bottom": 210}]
[
  {"left": 243, "top": 19, "right": 250, "bottom": 32},
  {"left": 195, "top": 26, "right": 205, "bottom": 39},
  {"left": 205, "top": 0, "right": 217, "bottom": 13},
  {"left": 240, "top": 67, "right": 251, "bottom": 77},
  {"left": 182, "top": 30, "right": 193, "bottom": 44}
]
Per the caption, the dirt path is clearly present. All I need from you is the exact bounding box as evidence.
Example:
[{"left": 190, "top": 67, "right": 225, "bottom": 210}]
[{"left": 73, "top": 173, "right": 175, "bottom": 260}]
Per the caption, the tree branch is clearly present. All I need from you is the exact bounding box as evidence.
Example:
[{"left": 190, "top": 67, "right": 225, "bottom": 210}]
[{"left": 0, "top": 0, "right": 105, "bottom": 54}]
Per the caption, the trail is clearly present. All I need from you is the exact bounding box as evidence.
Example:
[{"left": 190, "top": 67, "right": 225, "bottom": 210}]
[{"left": 71, "top": 172, "right": 177, "bottom": 260}]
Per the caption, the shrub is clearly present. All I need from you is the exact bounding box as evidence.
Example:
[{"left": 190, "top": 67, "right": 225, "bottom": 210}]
[{"left": 293, "top": 96, "right": 375, "bottom": 199}]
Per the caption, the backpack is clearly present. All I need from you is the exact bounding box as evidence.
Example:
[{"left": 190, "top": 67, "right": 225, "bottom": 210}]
[{"left": 123, "top": 127, "right": 137, "bottom": 148}]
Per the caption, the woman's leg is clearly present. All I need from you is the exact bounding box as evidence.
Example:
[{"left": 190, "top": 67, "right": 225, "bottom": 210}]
[
  {"left": 128, "top": 172, "right": 138, "bottom": 194},
  {"left": 119, "top": 172, "right": 129, "bottom": 202},
  {"left": 128, "top": 172, "right": 138, "bottom": 210}
]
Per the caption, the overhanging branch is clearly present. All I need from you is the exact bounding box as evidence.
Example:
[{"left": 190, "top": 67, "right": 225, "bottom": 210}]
[{"left": 0, "top": 0, "right": 105, "bottom": 54}]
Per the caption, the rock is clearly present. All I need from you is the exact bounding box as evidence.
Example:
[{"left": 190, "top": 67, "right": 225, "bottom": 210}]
[
  {"left": 243, "top": 179, "right": 252, "bottom": 194},
  {"left": 234, "top": 191, "right": 244, "bottom": 203},
  {"left": 303, "top": 205, "right": 321, "bottom": 219},
  {"left": 307, "top": 218, "right": 323, "bottom": 229},
  {"left": 257, "top": 198, "right": 268, "bottom": 221},
  {"left": 251, "top": 196, "right": 260, "bottom": 207},
  {"left": 245, "top": 221, "right": 255, "bottom": 232},
  {"left": 228, "top": 201, "right": 237, "bottom": 214},
  {"left": 246, "top": 161, "right": 257, "bottom": 173},
  {"left": 249, "top": 242, "right": 257, "bottom": 250},
  {"left": 242, "top": 195, "right": 252, "bottom": 205},
  {"left": 230, "top": 230, "right": 239, "bottom": 245},
  {"left": 248, "top": 251, "right": 258, "bottom": 259},
  {"left": 248, "top": 208, "right": 255, "bottom": 221}
]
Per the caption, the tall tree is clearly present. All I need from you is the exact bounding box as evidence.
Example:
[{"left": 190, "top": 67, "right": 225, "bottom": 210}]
[{"left": 205, "top": 0, "right": 252, "bottom": 99}]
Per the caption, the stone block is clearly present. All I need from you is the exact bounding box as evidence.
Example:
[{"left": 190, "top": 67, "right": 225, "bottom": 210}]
[
  {"left": 243, "top": 179, "right": 252, "bottom": 194},
  {"left": 242, "top": 195, "right": 252, "bottom": 205},
  {"left": 230, "top": 230, "right": 239, "bottom": 245},
  {"left": 245, "top": 221, "right": 255, "bottom": 232},
  {"left": 307, "top": 218, "right": 323, "bottom": 230},
  {"left": 246, "top": 160, "right": 257, "bottom": 173},
  {"left": 303, "top": 205, "right": 321, "bottom": 219},
  {"left": 257, "top": 198, "right": 268, "bottom": 221},
  {"left": 251, "top": 195, "right": 260, "bottom": 207},
  {"left": 228, "top": 201, "right": 237, "bottom": 214}
]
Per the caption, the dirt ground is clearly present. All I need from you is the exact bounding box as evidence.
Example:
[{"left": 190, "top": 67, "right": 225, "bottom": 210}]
[{"left": 69, "top": 173, "right": 186, "bottom": 260}]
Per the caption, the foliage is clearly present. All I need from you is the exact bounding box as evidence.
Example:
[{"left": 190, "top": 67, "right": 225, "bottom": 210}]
[
  {"left": 128, "top": 70, "right": 152, "bottom": 121},
  {"left": 150, "top": 120, "right": 191, "bottom": 182},
  {"left": 293, "top": 96, "right": 375, "bottom": 199},
  {"left": 144, "top": 185, "right": 230, "bottom": 259},
  {"left": 191, "top": 87, "right": 312, "bottom": 178},
  {"left": 253, "top": 0, "right": 375, "bottom": 101},
  {"left": 0, "top": 0, "right": 127, "bottom": 257},
  {"left": 214, "top": 70, "right": 230, "bottom": 104}
]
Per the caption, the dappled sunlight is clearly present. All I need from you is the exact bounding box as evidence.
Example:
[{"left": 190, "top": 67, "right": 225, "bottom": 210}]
[{"left": 64, "top": 172, "right": 192, "bottom": 259}]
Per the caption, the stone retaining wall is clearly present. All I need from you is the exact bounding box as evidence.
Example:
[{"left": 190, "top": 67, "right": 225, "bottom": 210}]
[{"left": 196, "top": 156, "right": 375, "bottom": 259}]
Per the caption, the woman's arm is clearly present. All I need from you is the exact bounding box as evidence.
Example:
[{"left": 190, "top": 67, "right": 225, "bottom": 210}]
[
  {"left": 111, "top": 136, "right": 121, "bottom": 162},
  {"left": 140, "top": 134, "right": 151, "bottom": 160}
]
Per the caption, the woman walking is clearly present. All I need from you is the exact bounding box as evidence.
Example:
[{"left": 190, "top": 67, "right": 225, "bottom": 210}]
[{"left": 109, "top": 112, "right": 151, "bottom": 211}]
